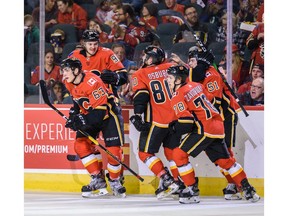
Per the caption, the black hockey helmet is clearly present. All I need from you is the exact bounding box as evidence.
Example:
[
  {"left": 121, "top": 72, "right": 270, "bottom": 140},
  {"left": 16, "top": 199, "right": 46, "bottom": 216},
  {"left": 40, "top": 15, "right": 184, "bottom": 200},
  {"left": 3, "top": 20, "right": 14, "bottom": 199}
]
[
  {"left": 167, "top": 65, "right": 189, "bottom": 82},
  {"left": 188, "top": 46, "right": 199, "bottom": 59},
  {"left": 144, "top": 45, "right": 165, "bottom": 65},
  {"left": 61, "top": 57, "right": 82, "bottom": 71},
  {"left": 82, "top": 29, "right": 99, "bottom": 42}
]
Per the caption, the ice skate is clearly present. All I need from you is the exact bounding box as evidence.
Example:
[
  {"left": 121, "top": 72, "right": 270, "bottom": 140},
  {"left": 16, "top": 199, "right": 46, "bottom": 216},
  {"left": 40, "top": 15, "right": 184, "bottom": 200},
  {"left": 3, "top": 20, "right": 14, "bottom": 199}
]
[
  {"left": 223, "top": 183, "right": 242, "bottom": 200},
  {"left": 179, "top": 177, "right": 200, "bottom": 204},
  {"left": 107, "top": 174, "right": 127, "bottom": 198},
  {"left": 81, "top": 172, "right": 109, "bottom": 198},
  {"left": 241, "top": 178, "right": 260, "bottom": 203},
  {"left": 155, "top": 170, "right": 179, "bottom": 200},
  {"left": 170, "top": 178, "right": 186, "bottom": 200}
]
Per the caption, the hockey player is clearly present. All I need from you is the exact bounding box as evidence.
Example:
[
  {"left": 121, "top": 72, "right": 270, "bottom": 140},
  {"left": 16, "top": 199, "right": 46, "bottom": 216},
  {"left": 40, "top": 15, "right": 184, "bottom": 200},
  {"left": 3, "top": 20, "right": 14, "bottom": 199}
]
[
  {"left": 67, "top": 29, "right": 128, "bottom": 99},
  {"left": 129, "top": 45, "right": 188, "bottom": 199},
  {"left": 68, "top": 29, "right": 127, "bottom": 185},
  {"left": 188, "top": 48, "right": 243, "bottom": 200},
  {"left": 61, "top": 58, "right": 126, "bottom": 198},
  {"left": 166, "top": 64, "right": 260, "bottom": 204}
]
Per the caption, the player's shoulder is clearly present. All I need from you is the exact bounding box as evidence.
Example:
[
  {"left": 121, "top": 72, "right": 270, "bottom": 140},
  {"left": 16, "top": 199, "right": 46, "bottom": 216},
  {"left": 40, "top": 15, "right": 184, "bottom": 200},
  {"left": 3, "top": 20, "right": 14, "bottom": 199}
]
[
  {"left": 83, "top": 72, "right": 103, "bottom": 85},
  {"left": 98, "top": 46, "right": 113, "bottom": 54},
  {"left": 161, "top": 62, "right": 176, "bottom": 68},
  {"left": 67, "top": 49, "right": 82, "bottom": 58}
]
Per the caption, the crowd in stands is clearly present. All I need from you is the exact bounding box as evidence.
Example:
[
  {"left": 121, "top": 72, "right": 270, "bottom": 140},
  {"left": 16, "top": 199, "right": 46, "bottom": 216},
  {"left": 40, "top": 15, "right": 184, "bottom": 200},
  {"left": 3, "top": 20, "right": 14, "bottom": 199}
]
[{"left": 24, "top": 0, "right": 264, "bottom": 106}]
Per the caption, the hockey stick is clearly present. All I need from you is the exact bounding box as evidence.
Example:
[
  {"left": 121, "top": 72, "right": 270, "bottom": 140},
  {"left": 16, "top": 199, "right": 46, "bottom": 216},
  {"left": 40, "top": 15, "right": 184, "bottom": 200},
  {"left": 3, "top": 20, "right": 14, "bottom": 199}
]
[
  {"left": 39, "top": 80, "right": 144, "bottom": 182},
  {"left": 158, "top": 9, "right": 249, "bottom": 117}
]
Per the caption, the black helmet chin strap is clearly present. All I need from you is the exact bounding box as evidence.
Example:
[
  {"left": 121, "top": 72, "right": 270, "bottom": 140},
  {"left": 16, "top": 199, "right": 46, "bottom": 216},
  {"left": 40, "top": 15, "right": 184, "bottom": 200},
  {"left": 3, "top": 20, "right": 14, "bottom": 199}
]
[
  {"left": 71, "top": 68, "right": 82, "bottom": 85},
  {"left": 173, "top": 77, "right": 186, "bottom": 92}
]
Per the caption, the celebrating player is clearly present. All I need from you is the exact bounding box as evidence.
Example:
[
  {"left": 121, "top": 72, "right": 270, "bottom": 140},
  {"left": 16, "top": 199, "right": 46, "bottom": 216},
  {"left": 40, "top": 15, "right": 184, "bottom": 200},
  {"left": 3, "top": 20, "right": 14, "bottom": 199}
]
[
  {"left": 68, "top": 29, "right": 127, "bottom": 184},
  {"left": 166, "top": 64, "right": 260, "bottom": 204},
  {"left": 61, "top": 58, "right": 126, "bottom": 198},
  {"left": 130, "top": 45, "right": 189, "bottom": 199},
  {"left": 188, "top": 47, "right": 244, "bottom": 200}
]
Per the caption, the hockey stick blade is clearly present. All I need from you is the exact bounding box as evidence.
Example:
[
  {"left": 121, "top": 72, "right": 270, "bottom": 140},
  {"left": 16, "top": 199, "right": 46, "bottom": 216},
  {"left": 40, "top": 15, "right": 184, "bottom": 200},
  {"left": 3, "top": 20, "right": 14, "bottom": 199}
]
[
  {"left": 39, "top": 80, "right": 145, "bottom": 182},
  {"left": 67, "top": 154, "right": 80, "bottom": 161}
]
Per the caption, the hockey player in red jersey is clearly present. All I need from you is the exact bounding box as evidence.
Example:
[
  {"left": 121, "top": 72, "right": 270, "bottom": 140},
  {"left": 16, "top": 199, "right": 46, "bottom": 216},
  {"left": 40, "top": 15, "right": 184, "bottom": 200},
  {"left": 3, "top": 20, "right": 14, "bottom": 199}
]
[
  {"left": 61, "top": 58, "right": 126, "bottom": 198},
  {"left": 67, "top": 29, "right": 127, "bottom": 184},
  {"left": 67, "top": 29, "right": 128, "bottom": 98},
  {"left": 166, "top": 65, "right": 260, "bottom": 204},
  {"left": 188, "top": 48, "right": 243, "bottom": 200},
  {"left": 129, "top": 45, "right": 186, "bottom": 199}
]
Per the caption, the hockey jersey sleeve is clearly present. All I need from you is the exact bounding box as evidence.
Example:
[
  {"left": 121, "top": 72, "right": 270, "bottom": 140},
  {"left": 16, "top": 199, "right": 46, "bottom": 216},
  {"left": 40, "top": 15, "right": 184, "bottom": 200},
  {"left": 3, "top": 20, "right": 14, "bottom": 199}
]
[{"left": 131, "top": 69, "right": 150, "bottom": 114}]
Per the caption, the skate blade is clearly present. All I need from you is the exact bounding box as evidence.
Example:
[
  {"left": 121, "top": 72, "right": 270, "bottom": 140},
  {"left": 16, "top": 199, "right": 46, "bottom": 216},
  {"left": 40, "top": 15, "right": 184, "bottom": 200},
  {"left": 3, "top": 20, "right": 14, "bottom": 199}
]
[
  {"left": 113, "top": 192, "right": 127, "bottom": 198},
  {"left": 224, "top": 193, "right": 242, "bottom": 200},
  {"left": 157, "top": 183, "right": 179, "bottom": 200},
  {"left": 179, "top": 196, "right": 200, "bottom": 204},
  {"left": 82, "top": 188, "right": 109, "bottom": 198},
  {"left": 249, "top": 195, "right": 260, "bottom": 203}
]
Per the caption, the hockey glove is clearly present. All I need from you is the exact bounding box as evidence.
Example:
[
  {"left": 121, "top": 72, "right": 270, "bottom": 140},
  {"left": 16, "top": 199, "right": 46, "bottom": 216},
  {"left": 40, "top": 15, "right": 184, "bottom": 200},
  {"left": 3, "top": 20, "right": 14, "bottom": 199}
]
[
  {"left": 197, "top": 49, "right": 215, "bottom": 68},
  {"left": 100, "top": 69, "right": 120, "bottom": 85},
  {"left": 65, "top": 114, "right": 88, "bottom": 131},
  {"left": 129, "top": 115, "right": 151, "bottom": 132}
]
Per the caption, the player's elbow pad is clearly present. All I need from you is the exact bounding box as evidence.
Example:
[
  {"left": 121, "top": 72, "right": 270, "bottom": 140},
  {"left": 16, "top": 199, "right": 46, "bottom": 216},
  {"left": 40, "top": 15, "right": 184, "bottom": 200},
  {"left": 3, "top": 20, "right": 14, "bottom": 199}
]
[{"left": 133, "top": 92, "right": 149, "bottom": 114}]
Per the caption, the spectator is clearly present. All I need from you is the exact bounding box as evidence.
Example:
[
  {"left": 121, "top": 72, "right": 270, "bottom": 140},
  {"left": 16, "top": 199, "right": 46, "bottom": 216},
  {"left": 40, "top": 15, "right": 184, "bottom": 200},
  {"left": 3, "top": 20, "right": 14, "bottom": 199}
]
[
  {"left": 49, "top": 28, "right": 66, "bottom": 64},
  {"left": 118, "top": 65, "right": 138, "bottom": 105},
  {"left": 106, "top": 23, "right": 139, "bottom": 60},
  {"left": 236, "top": 0, "right": 261, "bottom": 23},
  {"left": 107, "top": 5, "right": 154, "bottom": 59},
  {"left": 216, "top": 10, "right": 250, "bottom": 57},
  {"left": 56, "top": 0, "right": 88, "bottom": 40},
  {"left": 104, "top": 0, "right": 123, "bottom": 28},
  {"left": 48, "top": 80, "right": 73, "bottom": 104},
  {"left": 32, "top": 0, "right": 58, "bottom": 40},
  {"left": 95, "top": 0, "right": 112, "bottom": 24},
  {"left": 244, "top": 76, "right": 264, "bottom": 106},
  {"left": 203, "top": 0, "right": 225, "bottom": 25},
  {"left": 162, "top": 0, "right": 185, "bottom": 25},
  {"left": 118, "top": 4, "right": 154, "bottom": 43},
  {"left": 237, "top": 63, "right": 264, "bottom": 104},
  {"left": 31, "top": 50, "right": 63, "bottom": 90},
  {"left": 24, "top": 14, "right": 40, "bottom": 62},
  {"left": 122, "top": 0, "right": 145, "bottom": 15},
  {"left": 139, "top": 3, "right": 159, "bottom": 32},
  {"left": 222, "top": 44, "right": 250, "bottom": 89},
  {"left": 246, "top": 13, "right": 264, "bottom": 70},
  {"left": 87, "top": 18, "right": 109, "bottom": 43},
  {"left": 173, "top": 5, "right": 210, "bottom": 46},
  {"left": 111, "top": 43, "right": 137, "bottom": 70}
]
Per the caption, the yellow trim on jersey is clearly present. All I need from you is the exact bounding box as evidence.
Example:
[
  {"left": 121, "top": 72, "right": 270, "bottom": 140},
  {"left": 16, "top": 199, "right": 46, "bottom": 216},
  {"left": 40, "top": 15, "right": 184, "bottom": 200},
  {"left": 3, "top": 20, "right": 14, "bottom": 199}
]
[
  {"left": 184, "top": 135, "right": 205, "bottom": 154},
  {"left": 203, "top": 133, "right": 225, "bottom": 139},
  {"left": 152, "top": 122, "right": 168, "bottom": 128},
  {"left": 144, "top": 124, "right": 155, "bottom": 152},
  {"left": 178, "top": 119, "right": 194, "bottom": 124},
  {"left": 134, "top": 89, "right": 149, "bottom": 98},
  {"left": 95, "top": 105, "right": 107, "bottom": 110}
]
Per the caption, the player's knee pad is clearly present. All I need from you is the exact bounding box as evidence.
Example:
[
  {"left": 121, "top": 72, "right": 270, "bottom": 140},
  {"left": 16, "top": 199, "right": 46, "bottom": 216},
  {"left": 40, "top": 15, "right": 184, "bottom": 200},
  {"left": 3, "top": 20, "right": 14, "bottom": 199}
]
[
  {"left": 172, "top": 147, "right": 189, "bottom": 166},
  {"left": 214, "top": 157, "right": 236, "bottom": 170},
  {"left": 138, "top": 151, "right": 154, "bottom": 163},
  {"left": 164, "top": 147, "right": 173, "bottom": 161},
  {"left": 106, "top": 146, "right": 122, "bottom": 166},
  {"left": 74, "top": 137, "right": 94, "bottom": 158}
]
